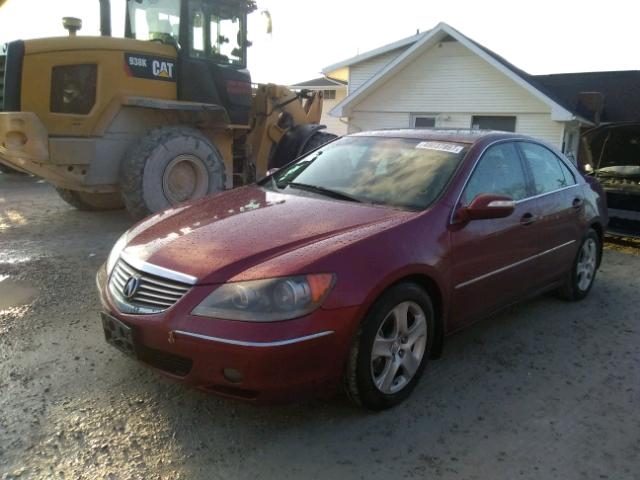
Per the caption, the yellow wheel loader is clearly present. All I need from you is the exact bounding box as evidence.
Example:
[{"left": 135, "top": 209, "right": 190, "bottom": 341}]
[{"left": 0, "top": 0, "right": 336, "bottom": 218}]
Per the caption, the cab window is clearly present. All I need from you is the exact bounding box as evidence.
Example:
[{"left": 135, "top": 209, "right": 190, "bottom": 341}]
[{"left": 463, "top": 142, "right": 529, "bottom": 204}]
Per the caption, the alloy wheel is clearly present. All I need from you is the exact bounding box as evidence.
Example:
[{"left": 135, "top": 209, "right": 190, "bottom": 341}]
[
  {"left": 370, "top": 301, "right": 428, "bottom": 394},
  {"left": 576, "top": 237, "right": 597, "bottom": 291}
]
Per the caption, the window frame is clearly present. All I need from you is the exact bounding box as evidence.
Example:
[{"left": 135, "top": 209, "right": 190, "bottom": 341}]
[
  {"left": 515, "top": 141, "right": 578, "bottom": 198},
  {"left": 453, "top": 139, "right": 583, "bottom": 226},
  {"left": 411, "top": 114, "right": 437, "bottom": 129},
  {"left": 459, "top": 140, "right": 534, "bottom": 206},
  {"left": 471, "top": 115, "right": 517, "bottom": 132},
  {"left": 322, "top": 89, "right": 337, "bottom": 100},
  {"left": 186, "top": 0, "right": 248, "bottom": 67}
]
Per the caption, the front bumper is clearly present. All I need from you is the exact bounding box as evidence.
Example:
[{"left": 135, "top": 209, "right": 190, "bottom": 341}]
[{"left": 96, "top": 266, "right": 362, "bottom": 403}]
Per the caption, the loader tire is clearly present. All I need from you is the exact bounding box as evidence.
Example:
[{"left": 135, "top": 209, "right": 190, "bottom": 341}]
[
  {"left": 300, "top": 131, "right": 338, "bottom": 156},
  {"left": 56, "top": 188, "right": 125, "bottom": 211},
  {"left": 120, "top": 126, "right": 226, "bottom": 220}
]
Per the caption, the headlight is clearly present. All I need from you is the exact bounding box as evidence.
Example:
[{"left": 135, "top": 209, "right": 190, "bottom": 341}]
[
  {"left": 106, "top": 232, "right": 129, "bottom": 274},
  {"left": 192, "top": 274, "right": 336, "bottom": 321},
  {"left": 50, "top": 64, "right": 97, "bottom": 114}
]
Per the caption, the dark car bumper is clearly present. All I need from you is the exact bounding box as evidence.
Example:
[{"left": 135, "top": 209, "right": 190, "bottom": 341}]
[{"left": 96, "top": 265, "right": 361, "bottom": 403}]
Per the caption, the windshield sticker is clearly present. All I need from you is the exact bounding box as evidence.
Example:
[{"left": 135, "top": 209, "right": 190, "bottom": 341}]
[{"left": 415, "top": 142, "right": 464, "bottom": 154}]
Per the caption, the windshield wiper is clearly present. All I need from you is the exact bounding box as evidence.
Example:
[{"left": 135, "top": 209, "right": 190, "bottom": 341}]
[{"left": 287, "top": 182, "right": 362, "bottom": 203}]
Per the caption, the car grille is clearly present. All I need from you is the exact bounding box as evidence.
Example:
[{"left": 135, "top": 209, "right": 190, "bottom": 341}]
[
  {"left": 108, "top": 259, "right": 191, "bottom": 314},
  {"left": 0, "top": 51, "right": 6, "bottom": 111}
]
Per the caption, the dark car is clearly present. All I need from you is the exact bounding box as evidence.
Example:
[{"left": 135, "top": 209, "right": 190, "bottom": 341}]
[
  {"left": 581, "top": 122, "right": 640, "bottom": 235},
  {"left": 97, "top": 129, "right": 607, "bottom": 410}
]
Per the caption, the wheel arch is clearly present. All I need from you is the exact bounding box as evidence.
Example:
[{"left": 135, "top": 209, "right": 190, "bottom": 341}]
[
  {"left": 359, "top": 271, "right": 446, "bottom": 360},
  {"left": 390, "top": 274, "right": 445, "bottom": 359}
]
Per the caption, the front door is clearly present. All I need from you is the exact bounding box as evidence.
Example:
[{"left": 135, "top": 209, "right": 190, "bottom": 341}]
[{"left": 449, "top": 141, "right": 539, "bottom": 329}]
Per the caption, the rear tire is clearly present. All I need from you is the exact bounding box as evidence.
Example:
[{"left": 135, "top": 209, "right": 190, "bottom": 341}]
[
  {"left": 344, "top": 283, "right": 434, "bottom": 410},
  {"left": 557, "top": 228, "right": 600, "bottom": 301},
  {"left": 56, "top": 188, "right": 124, "bottom": 211},
  {"left": 120, "top": 126, "right": 226, "bottom": 220}
]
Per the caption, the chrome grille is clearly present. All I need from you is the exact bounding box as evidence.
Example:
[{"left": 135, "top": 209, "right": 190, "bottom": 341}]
[
  {"left": 0, "top": 52, "right": 5, "bottom": 111},
  {"left": 108, "top": 259, "right": 191, "bottom": 314}
]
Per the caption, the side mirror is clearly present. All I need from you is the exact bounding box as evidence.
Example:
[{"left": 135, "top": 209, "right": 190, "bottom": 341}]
[{"left": 454, "top": 194, "right": 515, "bottom": 223}]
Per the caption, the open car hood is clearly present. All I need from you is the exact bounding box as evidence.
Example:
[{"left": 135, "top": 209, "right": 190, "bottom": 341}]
[{"left": 581, "top": 121, "right": 640, "bottom": 171}]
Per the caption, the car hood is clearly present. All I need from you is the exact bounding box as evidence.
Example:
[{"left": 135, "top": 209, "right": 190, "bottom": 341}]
[{"left": 122, "top": 186, "right": 409, "bottom": 284}]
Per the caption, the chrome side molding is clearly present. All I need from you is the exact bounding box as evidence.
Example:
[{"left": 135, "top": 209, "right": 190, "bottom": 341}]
[{"left": 455, "top": 240, "right": 576, "bottom": 289}]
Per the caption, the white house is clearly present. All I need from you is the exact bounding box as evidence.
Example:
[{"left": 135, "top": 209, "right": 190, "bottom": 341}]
[
  {"left": 321, "top": 22, "right": 640, "bottom": 162},
  {"left": 288, "top": 77, "right": 348, "bottom": 135}
]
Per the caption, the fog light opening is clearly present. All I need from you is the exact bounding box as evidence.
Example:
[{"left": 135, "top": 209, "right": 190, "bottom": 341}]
[{"left": 222, "top": 368, "right": 244, "bottom": 384}]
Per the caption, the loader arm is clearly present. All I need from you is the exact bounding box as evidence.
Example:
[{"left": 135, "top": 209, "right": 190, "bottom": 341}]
[{"left": 247, "top": 84, "right": 324, "bottom": 177}]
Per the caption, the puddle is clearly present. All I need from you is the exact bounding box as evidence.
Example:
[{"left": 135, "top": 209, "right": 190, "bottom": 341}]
[{"left": 0, "top": 277, "right": 38, "bottom": 310}]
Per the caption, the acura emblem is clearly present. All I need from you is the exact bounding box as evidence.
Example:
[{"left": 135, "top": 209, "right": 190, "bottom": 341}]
[{"left": 122, "top": 276, "right": 141, "bottom": 299}]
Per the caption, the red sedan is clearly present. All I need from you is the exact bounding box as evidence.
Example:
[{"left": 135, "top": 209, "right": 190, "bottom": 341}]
[{"left": 96, "top": 129, "right": 607, "bottom": 409}]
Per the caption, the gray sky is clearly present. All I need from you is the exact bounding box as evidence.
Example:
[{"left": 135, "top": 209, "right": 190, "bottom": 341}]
[{"left": 1, "top": 0, "right": 639, "bottom": 84}]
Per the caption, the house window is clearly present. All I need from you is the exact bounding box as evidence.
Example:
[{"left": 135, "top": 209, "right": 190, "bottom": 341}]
[
  {"left": 471, "top": 115, "right": 516, "bottom": 132},
  {"left": 412, "top": 115, "right": 436, "bottom": 128},
  {"left": 323, "top": 90, "right": 336, "bottom": 100}
]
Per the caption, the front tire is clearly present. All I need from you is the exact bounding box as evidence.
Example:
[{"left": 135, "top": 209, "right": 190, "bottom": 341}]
[
  {"left": 344, "top": 283, "right": 435, "bottom": 410},
  {"left": 558, "top": 229, "right": 601, "bottom": 301},
  {"left": 56, "top": 188, "right": 124, "bottom": 211},
  {"left": 120, "top": 126, "right": 226, "bottom": 220}
]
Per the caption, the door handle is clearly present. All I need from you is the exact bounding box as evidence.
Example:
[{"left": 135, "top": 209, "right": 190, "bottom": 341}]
[
  {"left": 520, "top": 212, "right": 537, "bottom": 226},
  {"left": 572, "top": 197, "right": 584, "bottom": 209}
]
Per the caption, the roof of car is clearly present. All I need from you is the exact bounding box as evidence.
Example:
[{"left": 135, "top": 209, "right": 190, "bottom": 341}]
[{"left": 348, "top": 129, "right": 528, "bottom": 144}]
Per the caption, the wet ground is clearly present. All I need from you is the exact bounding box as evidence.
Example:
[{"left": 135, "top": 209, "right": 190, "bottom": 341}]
[{"left": 1, "top": 173, "right": 639, "bottom": 479}]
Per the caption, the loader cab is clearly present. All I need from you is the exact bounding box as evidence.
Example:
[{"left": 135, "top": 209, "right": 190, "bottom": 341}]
[{"left": 125, "top": 0, "right": 253, "bottom": 125}]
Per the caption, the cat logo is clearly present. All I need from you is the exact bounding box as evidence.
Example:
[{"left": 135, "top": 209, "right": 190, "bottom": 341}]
[
  {"left": 152, "top": 60, "right": 174, "bottom": 79},
  {"left": 124, "top": 52, "right": 177, "bottom": 83}
]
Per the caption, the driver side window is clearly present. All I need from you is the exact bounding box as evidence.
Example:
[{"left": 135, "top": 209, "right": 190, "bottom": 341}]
[{"left": 463, "top": 142, "right": 529, "bottom": 204}]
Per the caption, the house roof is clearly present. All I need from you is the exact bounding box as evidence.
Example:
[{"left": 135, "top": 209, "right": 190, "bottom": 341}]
[
  {"left": 289, "top": 77, "right": 347, "bottom": 89},
  {"left": 328, "top": 23, "right": 578, "bottom": 121},
  {"left": 322, "top": 32, "right": 426, "bottom": 74},
  {"left": 532, "top": 71, "right": 640, "bottom": 123},
  {"left": 463, "top": 33, "right": 640, "bottom": 123}
]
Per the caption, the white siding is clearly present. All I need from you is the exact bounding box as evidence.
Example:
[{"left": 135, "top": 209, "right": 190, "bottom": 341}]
[
  {"left": 514, "top": 114, "right": 565, "bottom": 146},
  {"left": 348, "top": 111, "right": 410, "bottom": 133},
  {"left": 348, "top": 48, "right": 407, "bottom": 95},
  {"left": 347, "top": 40, "right": 567, "bottom": 148},
  {"left": 348, "top": 111, "right": 565, "bottom": 147},
  {"left": 357, "top": 41, "right": 548, "bottom": 113},
  {"left": 320, "top": 89, "right": 348, "bottom": 135}
]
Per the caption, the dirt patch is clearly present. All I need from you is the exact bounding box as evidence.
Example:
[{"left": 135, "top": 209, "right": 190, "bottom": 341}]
[{"left": 1, "top": 174, "right": 639, "bottom": 479}]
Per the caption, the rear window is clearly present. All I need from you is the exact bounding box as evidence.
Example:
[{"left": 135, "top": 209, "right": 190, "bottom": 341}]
[{"left": 519, "top": 142, "right": 576, "bottom": 195}]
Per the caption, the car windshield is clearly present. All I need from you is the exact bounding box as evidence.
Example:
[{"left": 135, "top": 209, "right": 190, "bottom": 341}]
[
  {"left": 127, "top": 0, "right": 181, "bottom": 45},
  {"left": 266, "top": 136, "right": 468, "bottom": 210}
]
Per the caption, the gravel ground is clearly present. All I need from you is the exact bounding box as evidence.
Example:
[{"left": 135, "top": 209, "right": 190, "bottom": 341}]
[{"left": 1, "top": 174, "right": 639, "bottom": 480}]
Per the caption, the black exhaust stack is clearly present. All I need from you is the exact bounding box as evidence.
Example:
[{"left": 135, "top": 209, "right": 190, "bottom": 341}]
[{"left": 99, "top": 0, "right": 111, "bottom": 36}]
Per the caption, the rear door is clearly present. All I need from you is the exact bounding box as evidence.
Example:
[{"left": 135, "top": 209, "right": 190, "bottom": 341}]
[
  {"left": 449, "top": 141, "right": 540, "bottom": 329},
  {"left": 517, "top": 142, "right": 581, "bottom": 284}
]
